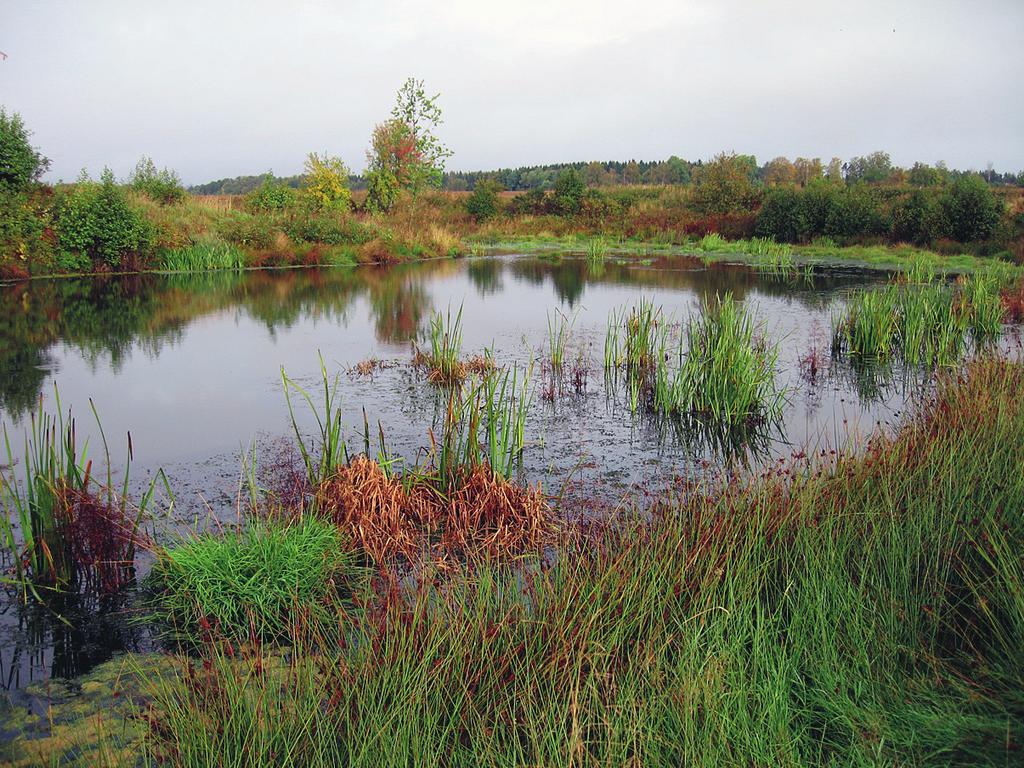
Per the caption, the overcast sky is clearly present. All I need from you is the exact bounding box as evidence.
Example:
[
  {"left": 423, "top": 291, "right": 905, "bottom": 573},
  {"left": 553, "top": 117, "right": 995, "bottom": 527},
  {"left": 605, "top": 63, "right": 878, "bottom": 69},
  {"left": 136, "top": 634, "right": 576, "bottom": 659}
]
[{"left": 2, "top": 0, "right": 1022, "bottom": 184}]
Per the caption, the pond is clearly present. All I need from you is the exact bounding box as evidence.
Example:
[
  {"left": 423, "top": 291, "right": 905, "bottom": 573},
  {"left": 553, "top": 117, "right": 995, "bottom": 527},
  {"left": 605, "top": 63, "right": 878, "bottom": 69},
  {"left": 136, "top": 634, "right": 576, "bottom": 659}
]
[{"left": 0, "top": 252, "right": 990, "bottom": 701}]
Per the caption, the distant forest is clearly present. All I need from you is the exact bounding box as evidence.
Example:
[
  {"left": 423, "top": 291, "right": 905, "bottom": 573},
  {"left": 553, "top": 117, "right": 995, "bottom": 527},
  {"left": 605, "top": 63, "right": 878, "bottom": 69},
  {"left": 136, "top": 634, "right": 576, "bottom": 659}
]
[{"left": 189, "top": 153, "right": 1024, "bottom": 195}]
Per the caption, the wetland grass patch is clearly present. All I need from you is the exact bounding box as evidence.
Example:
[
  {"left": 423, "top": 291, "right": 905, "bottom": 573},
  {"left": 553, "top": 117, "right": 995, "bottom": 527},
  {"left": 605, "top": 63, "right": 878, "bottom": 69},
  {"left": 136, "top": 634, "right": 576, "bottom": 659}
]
[{"left": 140, "top": 358, "right": 1024, "bottom": 766}]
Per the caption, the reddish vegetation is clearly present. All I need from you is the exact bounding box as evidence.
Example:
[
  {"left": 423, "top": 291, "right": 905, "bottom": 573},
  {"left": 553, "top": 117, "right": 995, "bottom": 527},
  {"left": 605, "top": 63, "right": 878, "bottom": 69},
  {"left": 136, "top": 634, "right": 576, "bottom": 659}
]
[
  {"left": 1000, "top": 280, "right": 1024, "bottom": 322},
  {"left": 55, "top": 474, "right": 142, "bottom": 593},
  {"left": 313, "top": 456, "right": 553, "bottom": 564}
]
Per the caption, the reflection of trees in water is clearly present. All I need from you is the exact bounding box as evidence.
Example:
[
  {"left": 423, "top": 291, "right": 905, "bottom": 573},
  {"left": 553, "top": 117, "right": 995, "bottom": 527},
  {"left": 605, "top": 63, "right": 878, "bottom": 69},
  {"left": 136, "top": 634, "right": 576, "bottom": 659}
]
[
  {"left": 370, "top": 275, "right": 432, "bottom": 344},
  {"left": 467, "top": 258, "right": 503, "bottom": 296},
  {"left": 506, "top": 254, "right": 885, "bottom": 313},
  {"left": 0, "top": 263, "right": 454, "bottom": 418},
  {"left": 0, "top": 589, "right": 144, "bottom": 690}
]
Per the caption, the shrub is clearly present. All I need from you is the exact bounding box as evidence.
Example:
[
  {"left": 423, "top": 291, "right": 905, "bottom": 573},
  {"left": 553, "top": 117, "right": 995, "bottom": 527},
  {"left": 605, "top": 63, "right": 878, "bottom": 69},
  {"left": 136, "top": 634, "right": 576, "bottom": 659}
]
[
  {"left": 301, "top": 152, "right": 352, "bottom": 212},
  {"left": 552, "top": 168, "right": 585, "bottom": 215},
  {"left": 0, "top": 108, "right": 49, "bottom": 192},
  {"left": 755, "top": 188, "right": 804, "bottom": 242},
  {"left": 216, "top": 211, "right": 279, "bottom": 249},
  {"left": 465, "top": 179, "right": 502, "bottom": 221},
  {"left": 245, "top": 174, "right": 298, "bottom": 213},
  {"left": 129, "top": 156, "right": 185, "bottom": 204},
  {"left": 284, "top": 215, "right": 373, "bottom": 245},
  {"left": 364, "top": 167, "right": 400, "bottom": 213},
  {"left": 938, "top": 174, "right": 1002, "bottom": 243},
  {"left": 56, "top": 169, "right": 152, "bottom": 268},
  {"left": 691, "top": 152, "right": 758, "bottom": 214}
]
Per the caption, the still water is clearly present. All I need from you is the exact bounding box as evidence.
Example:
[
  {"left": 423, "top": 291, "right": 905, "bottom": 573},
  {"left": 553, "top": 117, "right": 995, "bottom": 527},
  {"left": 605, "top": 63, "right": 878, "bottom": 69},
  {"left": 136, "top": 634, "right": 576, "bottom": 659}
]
[{"left": 1, "top": 253, "right": 927, "bottom": 695}]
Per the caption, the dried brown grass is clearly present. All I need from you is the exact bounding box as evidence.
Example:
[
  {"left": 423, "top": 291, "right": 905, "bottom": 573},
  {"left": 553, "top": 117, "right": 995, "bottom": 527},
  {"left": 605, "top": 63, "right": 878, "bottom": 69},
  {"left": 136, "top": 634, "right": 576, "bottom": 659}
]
[{"left": 313, "top": 456, "right": 553, "bottom": 564}]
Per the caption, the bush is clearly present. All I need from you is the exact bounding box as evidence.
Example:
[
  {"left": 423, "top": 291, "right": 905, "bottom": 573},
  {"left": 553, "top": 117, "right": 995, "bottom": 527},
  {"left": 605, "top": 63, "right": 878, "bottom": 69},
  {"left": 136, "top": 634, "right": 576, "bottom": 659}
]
[
  {"left": 364, "top": 167, "right": 399, "bottom": 213},
  {"left": 245, "top": 174, "right": 298, "bottom": 213},
  {"left": 552, "top": 168, "right": 585, "bottom": 215},
  {"left": 755, "top": 188, "right": 804, "bottom": 242},
  {"left": 215, "top": 211, "right": 279, "bottom": 249},
  {"left": 284, "top": 214, "right": 373, "bottom": 245},
  {"left": 509, "top": 187, "right": 549, "bottom": 216},
  {"left": 938, "top": 174, "right": 1001, "bottom": 243},
  {"left": 301, "top": 152, "right": 352, "bottom": 212},
  {"left": 465, "top": 179, "right": 502, "bottom": 221},
  {"left": 691, "top": 153, "right": 758, "bottom": 214},
  {"left": 0, "top": 109, "right": 49, "bottom": 192},
  {"left": 56, "top": 169, "right": 152, "bottom": 268},
  {"left": 0, "top": 187, "right": 51, "bottom": 268},
  {"left": 130, "top": 156, "right": 186, "bottom": 204}
]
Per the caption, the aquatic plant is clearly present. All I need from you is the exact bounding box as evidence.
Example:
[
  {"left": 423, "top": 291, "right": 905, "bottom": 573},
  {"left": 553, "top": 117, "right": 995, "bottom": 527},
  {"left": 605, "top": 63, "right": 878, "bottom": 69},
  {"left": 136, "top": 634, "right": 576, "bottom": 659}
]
[
  {"left": 1, "top": 392, "right": 153, "bottom": 597},
  {"left": 546, "top": 309, "right": 571, "bottom": 371},
  {"left": 664, "top": 293, "right": 785, "bottom": 423},
  {"left": 282, "top": 354, "right": 348, "bottom": 489},
  {"left": 585, "top": 237, "right": 608, "bottom": 265},
  {"left": 417, "top": 304, "right": 466, "bottom": 385},
  {"left": 831, "top": 285, "right": 901, "bottom": 359}
]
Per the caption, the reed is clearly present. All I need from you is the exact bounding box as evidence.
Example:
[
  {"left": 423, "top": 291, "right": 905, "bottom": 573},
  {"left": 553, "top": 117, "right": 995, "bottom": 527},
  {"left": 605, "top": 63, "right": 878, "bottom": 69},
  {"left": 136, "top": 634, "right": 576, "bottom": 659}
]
[
  {"left": 281, "top": 353, "right": 348, "bottom": 489},
  {"left": 162, "top": 238, "right": 246, "bottom": 272},
  {"left": 1, "top": 391, "right": 153, "bottom": 597},
  {"left": 585, "top": 237, "right": 608, "bottom": 265},
  {"left": 418, "top": 304, "right": 466, "bottom": 385},
  {"left": 667, "top": 293, "right": 785, "bottom": 423},
  {"left": 546, "top": 310, "right": 571, "bottom": 371}
]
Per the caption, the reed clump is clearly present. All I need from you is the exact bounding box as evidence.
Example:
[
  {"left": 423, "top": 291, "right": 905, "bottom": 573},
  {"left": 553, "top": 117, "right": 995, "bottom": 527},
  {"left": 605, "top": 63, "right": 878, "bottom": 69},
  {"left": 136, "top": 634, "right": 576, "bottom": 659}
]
[{"left": 1, "top": 393, "right": 152, "bottom": 597}]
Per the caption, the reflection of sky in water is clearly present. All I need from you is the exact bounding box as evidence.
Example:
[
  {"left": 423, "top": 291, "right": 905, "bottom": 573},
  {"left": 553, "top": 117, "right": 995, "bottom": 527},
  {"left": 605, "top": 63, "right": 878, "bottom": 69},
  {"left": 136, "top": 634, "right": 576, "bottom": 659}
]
[{"left": 0, "top": 256, "right": 920, "bottom": 520}]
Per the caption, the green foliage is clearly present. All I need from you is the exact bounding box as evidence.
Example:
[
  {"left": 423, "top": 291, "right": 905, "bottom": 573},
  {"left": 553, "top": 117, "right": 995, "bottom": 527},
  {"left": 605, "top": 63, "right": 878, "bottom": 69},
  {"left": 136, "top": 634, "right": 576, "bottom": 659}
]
[
  {"left": 692, "top": 152, "right": 758, "bottom": 214},
  {"left": 552, "top": 168, "right": 585, "bottom": 215},
  {"left": 844, "top": 150, "right": 893, "bottom": 183},
  {"left": 147, "top": 519, "right": 360, "bottom": 642},
  {"left": 216, "top": 211, "right": 278, "bottom": 249},
  {"left": 365, "top": 77, "right": 452, "bottom": 211},
  {"left": 364, "top": 165, "right": 400, "bottom": 214},
  {"left": 130, "top": 156, "right": 185, "bottom": 204},
  {"left": 0, "top": 108, "right": 49, "bottom": 192},
  {"left": 162, "top": 236, "right": 245, "bottom": 272},
  {"left": 939, "top": 174, "right": 1001, "bottom": 242},
  {"left": 302, "top": 152, "right": 352, "bottom": 212},
  {"left": 465, "top": 179, "right": 502, "bottom": 221},
  {"left": 56, "top": 169, "right": 152, "bottom": 269},
  {"left": 389, "top": 77, "right": 452, "bottom": 193},
  {"left": 245, "top": 174, "right": 298, "bottom": 213}
]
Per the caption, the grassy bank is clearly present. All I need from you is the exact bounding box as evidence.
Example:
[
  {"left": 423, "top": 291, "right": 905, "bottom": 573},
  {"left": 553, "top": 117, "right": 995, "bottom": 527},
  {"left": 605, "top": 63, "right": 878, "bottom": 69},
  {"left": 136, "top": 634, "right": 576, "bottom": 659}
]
[
  {"left": 3, "top": 180, "right": 1022, "bottom": 282},
  {"left": 5, "top": 356, "right": 1010, "bottom": 766}
]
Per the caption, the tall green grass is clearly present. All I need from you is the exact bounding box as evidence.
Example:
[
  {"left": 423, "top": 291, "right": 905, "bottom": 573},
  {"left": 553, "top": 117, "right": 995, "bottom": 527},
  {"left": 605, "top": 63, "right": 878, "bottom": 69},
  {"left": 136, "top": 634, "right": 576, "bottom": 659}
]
[
  {"left": 162, "top": 237, "right": 246, "bottom": 272},
  {"left": 146, "top": 518, "right": 361, "bottom": 643},
  {"left": 660, "top": 293, "right": 785, "bottom": 423},
  {"left": 140, "top": 359, "right": 1024, "bottom": 766}
]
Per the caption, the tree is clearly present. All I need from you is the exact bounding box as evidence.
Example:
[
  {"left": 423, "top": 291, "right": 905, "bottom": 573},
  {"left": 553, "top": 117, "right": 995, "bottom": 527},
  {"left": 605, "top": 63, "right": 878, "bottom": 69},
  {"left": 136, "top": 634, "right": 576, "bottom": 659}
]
[
  {"left": 908, "top": 162, "right": 943, "bottom": 187},
  {"left": 665, "top": 156, "right": 691, "bottom": 185},
  {"left": 466, "top": 179, "right": 502, "bottom": 221},
  {"left": 302, "top": 152, "right": 351, "bottom": 211},
  {"left": 622, "top": 160, "right": 641, "bottom": 185},
  {"left": 583, "top": 161, "right": 605, "bottom": 187},
  {"left": 825, "top": 157, "right": 844, "bottom": 183},
  {"left": 57, "top": 169, "right": 151, "bottom": 268},
  {"left": 793, "top": 157, "right": 822, "bottom": 187},
  {"left": 0, "top": 108, "right": 49, "bottom": 191},
  {"left": 845, "top": 151, "right": 893, "bottom": 184},
  {"left": 691, "top": 153, "right": 757, "bottom": 214},
  {"left": 553, "top": 168, "right": 585, "bottom": 215},
  {"left": 763, "top": 156, "right": 796, "bottom": 186},
  {"left": 938, "top": 174, "right": 1001, "bottom": 242},
  {"left": 130, "top": 156, "right": 185, "bottom": 204}
]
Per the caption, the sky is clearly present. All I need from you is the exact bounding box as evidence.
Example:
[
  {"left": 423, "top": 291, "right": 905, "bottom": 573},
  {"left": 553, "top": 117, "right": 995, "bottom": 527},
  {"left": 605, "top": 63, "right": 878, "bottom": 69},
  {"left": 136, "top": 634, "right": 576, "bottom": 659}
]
[{"left": 2, "top": 0, "right": 1022, "bottom": 184}]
